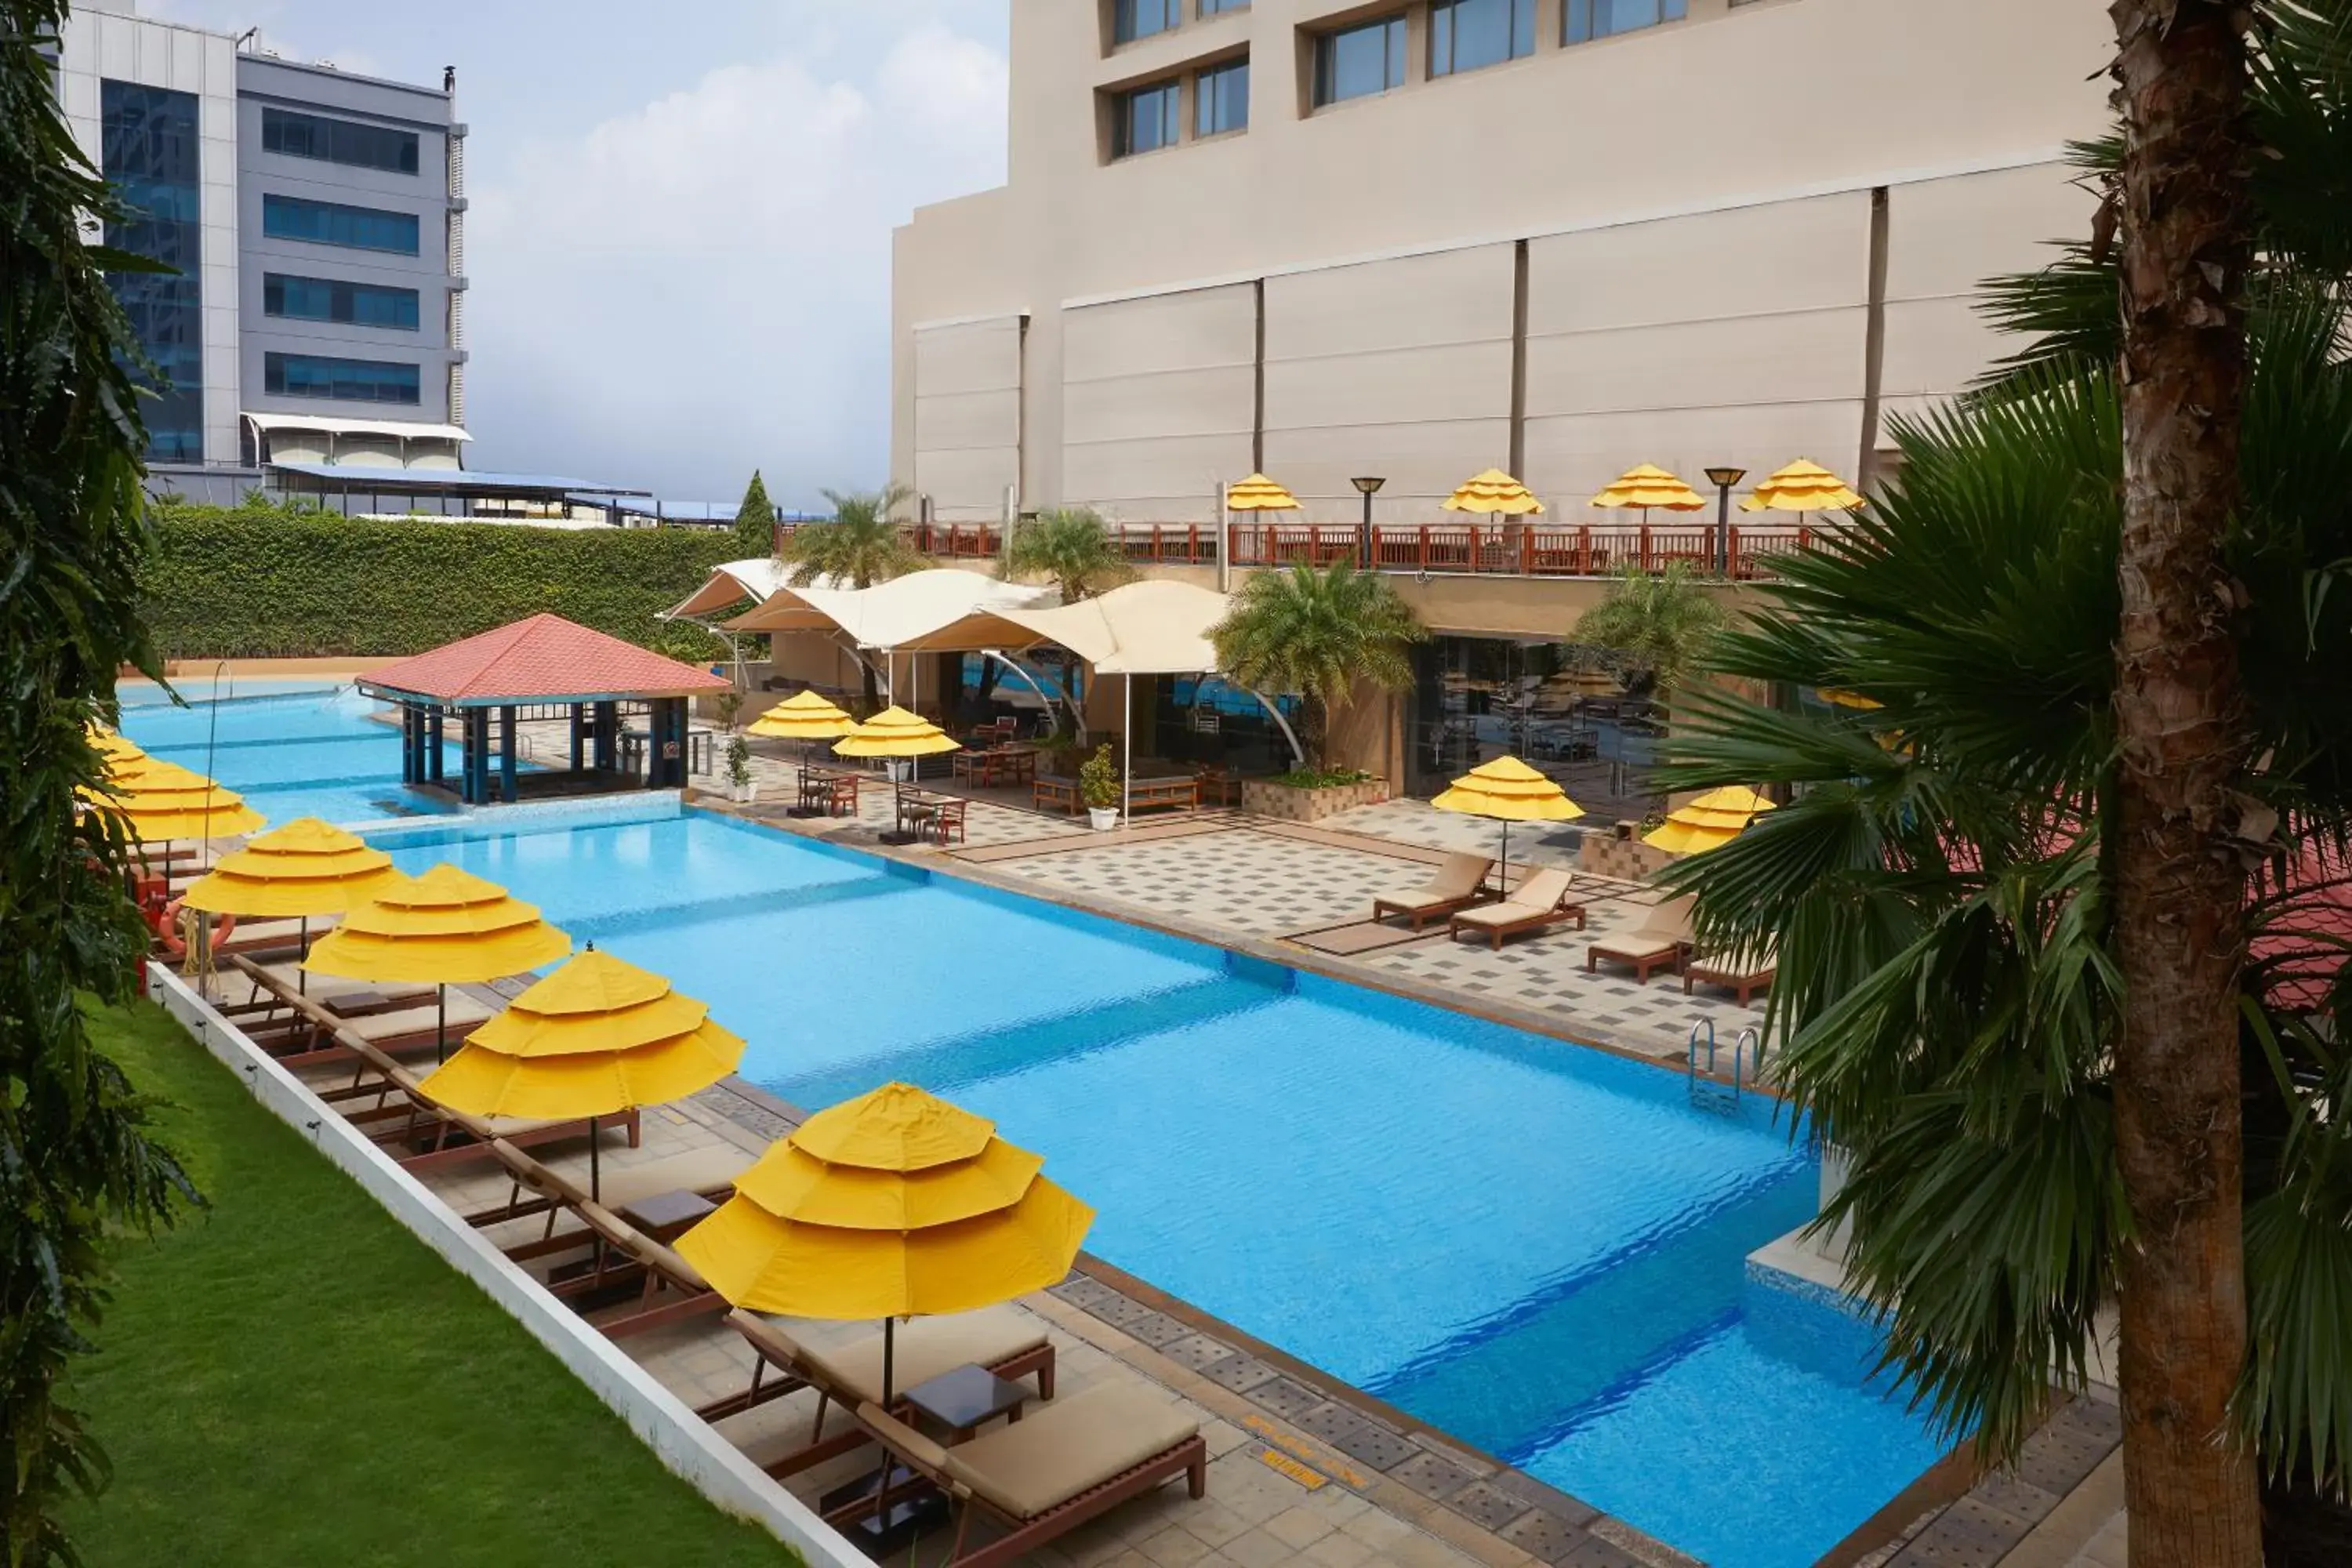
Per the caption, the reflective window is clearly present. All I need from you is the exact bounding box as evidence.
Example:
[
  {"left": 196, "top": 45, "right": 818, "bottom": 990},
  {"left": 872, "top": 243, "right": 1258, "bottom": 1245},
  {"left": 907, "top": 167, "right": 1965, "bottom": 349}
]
[
  {"left": 1113, "top": 0, "right": 1179, "bottom": 43},
  {"left": 1113, "top": 79, "right": 1181, "bottom": 158},
  {"left": 1564, "top": 0, "right": 1688, "bottom": 44},
  {"left": 261, "top": 107, "right": 419, "bottom": 175},
  {"left": 1432, "top": 0, "right": 1534, "bottom": 76},
  {"left": 100, "top": 80, "right": 202, "bottom": 463},
  {"left": 264, "top": 352, "right": 421, "bottom": 405},
  {"left": 1198, "top": 0, "right": 1248, "bottom": 13},
  {"left": 263, "top": 273, "right": 421, "bottom": 331},
  {"left": 1196, "top": 59, "right": 1248, "bottom": 136},
  {"left": 262, "top": 194, "right": 421, "bottom": 254},
  {"left": 1313, "top": 14, "right": 1406, "bottom": 106}
]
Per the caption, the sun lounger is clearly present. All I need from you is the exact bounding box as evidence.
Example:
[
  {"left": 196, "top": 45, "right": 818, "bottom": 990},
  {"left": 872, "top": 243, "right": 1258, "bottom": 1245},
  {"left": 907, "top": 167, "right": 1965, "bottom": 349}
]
[
  {"left": 838, "top": 1385, "right": 1206, "bottom": 1568},
  {"left": 1684, "top": 944, "right": 1777, "bottom": 1005},
  {"left": 700, "top": 1306, "right": 1056, "bottom": 1479},
  {"left": 1586, "top": 894, "right": 1697, "bottom": 982},
  {"left": 1446, "top": 867, "right": 1586, "bottom": 949},
  {"left": 328, "top": 1036, "right": 638, "bottom": 1174},
  {"left": 1372, "top": 853, "right": 1494, "bottom": 931},
  {"left": 219, "top": 953, "right": 493, "bottom": 1070},
  {"left": 535, "top": 1192, "right": 724, "bottom": 1339},
  {"left": 467, "top": 1135, "right": 753, "bottom": 1244}
]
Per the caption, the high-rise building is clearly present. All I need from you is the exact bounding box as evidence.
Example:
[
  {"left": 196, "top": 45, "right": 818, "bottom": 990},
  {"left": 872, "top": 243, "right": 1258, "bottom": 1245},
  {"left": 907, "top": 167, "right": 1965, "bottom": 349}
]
[{"left": 51, "top": 0, "right": 469, "bottom": 491}]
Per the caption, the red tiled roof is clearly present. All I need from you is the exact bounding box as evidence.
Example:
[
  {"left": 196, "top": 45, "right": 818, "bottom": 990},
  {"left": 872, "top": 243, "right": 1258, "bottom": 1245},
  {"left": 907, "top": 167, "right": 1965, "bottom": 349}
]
[{"left": 361, "top": 613, "right": 731, "bottom": 703}]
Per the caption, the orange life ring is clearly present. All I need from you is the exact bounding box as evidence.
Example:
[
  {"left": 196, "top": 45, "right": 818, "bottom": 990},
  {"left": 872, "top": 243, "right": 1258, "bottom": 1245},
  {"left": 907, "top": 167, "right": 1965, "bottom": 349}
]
[{"left": 156, "top": 898, "right": 234, "bottom": 960}]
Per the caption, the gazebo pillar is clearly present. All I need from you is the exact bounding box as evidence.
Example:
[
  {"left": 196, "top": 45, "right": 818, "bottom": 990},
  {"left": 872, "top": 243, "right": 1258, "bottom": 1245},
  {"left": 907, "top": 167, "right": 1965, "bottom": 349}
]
[
  {"left": 592, "top": 700, "right": 618, "bottom": 773},
  {"left": 465, "top": 708, "right": 492, "bottom": 804},
  {"left": 427, "top": 708, "right": 445, "bottom": 783},
  {"left": 569, "top": 703, "right": 585, "bottom": 772},
  {"left": 648, "top": 697, "right": 686, "bottom": 789},
  {"left": 499, "top": 704, "right": 518, "bottom": 803},
  {"left": 398, "top": 704, "right": 419, "bottom": 784}
]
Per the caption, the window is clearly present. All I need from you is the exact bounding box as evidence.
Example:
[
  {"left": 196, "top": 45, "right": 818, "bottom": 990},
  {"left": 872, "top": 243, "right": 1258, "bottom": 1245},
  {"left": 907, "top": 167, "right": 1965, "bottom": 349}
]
[
  {"left": 1314, "top": 14, "right": 1406, "bottom": 106},
  {"left": 262, "top": 194, "right": 421, "bottom": 254},
  {"left": 1432, "top": 0, "right": 1534, "bottom": 76},
  {"left": 1564, "top": 0, "right": 1688, "bottom": 45},
  {"left": 1196, "top": 59, "right": 1248, "bottom": 136},
  {"left": 264, "top": 352, "right": 421, "bottom": 405},
  {"left": 100, "top": 81, "right": 202, "bottom": 463},
  {"left": 1113, "top": 79, "right": 1181, "bottom": 158},
  {"left": 263, "top": 273, "right": 421, "bottom": 331},
  {"left": 1199, "top": 0, "right": 1248, "bottom": 13},
  {"left": 1112, "top": 0, "right": 1179, "bottom": 44},
  {"left": 261, "top": 107, "right": 419, "bottom": 175}
]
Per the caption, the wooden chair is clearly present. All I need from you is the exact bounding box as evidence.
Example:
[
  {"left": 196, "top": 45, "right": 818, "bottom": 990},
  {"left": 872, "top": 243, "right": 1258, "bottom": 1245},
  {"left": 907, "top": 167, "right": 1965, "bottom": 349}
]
[{"left": 929, "top": 797, "right": 969, "bottom": 846}]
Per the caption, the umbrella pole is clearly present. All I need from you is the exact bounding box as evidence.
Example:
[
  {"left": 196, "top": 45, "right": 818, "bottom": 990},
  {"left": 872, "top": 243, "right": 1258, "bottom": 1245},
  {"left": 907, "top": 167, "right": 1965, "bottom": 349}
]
[
  {"left": 882, "top": 1316, "right": 895, "bottom": 1409},
  {"left": 1501, "top": 821, "right": 1511, "bottom": 891},
  {"left": 436, "top": 983, "right": 447, "bottom": 1063},
  {"left": 590, "top": 1115, "right": 601, "bottom": 1202},
  {"left": 298, "top": 917, "right": 307, "bottom": 993},
  {"left": 1123, "top": 675, "right": 1133, "bottom": 827}
]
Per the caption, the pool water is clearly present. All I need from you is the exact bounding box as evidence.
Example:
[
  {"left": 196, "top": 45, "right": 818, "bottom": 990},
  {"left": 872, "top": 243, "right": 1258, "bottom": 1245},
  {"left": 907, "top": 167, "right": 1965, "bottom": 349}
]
[
  {"left": 126, "top": 688, "right": 1951, "bottom": 1568},
  {"left": 117, "top": 681, "right": 458, "bottom": 826}
]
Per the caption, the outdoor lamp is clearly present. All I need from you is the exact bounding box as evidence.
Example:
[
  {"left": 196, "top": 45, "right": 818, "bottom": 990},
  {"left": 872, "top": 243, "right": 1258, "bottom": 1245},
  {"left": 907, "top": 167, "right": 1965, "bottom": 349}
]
[
  {"left": 1351, "top": 477, "right": 1385, "bottom": 570},
  {"left": 1704, "top": 466, "right": 1746, "bottom": 577}
]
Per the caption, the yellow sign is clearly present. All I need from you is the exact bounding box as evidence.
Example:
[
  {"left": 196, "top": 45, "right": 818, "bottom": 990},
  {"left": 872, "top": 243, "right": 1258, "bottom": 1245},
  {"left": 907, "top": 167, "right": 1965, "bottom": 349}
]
[
  {"left": 1257, "top": 1448, "right": 1328, "bottom": 1490},
  {"left": 1240, "top": 1414, "right": 1372, "bottom": 1489}
]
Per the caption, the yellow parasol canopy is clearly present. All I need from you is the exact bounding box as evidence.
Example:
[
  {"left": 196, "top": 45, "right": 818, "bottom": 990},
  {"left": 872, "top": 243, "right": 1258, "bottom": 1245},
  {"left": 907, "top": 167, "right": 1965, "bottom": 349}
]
[
  {"left": 676, "top": 1081, "right": 1094, "bottom": 1323},
  {"left": 303, "top": 864, "right": 572, "bottom": 985},
  {"left": 1443, "top": 469, "right": 1546, "bottom": 517},
  {"left": 1740, "top": 458, "right": 1864, "bottom": 514},
  {"left": 1815, "top": 687, "right": 1884, "bottom": 710},
  {"left": 86, "top": 760, "right": 267, "bottom": 841},
  {"left": 1225, "top": 473, "right": 1303, "bottom": 512},
  {"left": 180, "top": 817, "right": 400, "bottom": 918},
  {"left": 1643, "top": 785, "right": 1777, "bottom": 854},
  {"left": 419, "top": 948, "right": 744, "bottom": 1120},
  {"left": 747, "top": 689, "right": 855, "bottom": 741},
  {"left": 1432, "top": 755, "right": 1586, "bottom": 824},
  {"left": 833, "top": 705, "right": 960, "bottom": 759},
  {"left": 1590, "top": 464, "right": 1709, "bottom": 513},
  {"left": 90, "top": 728, "right": 147, "bottom": 766}
]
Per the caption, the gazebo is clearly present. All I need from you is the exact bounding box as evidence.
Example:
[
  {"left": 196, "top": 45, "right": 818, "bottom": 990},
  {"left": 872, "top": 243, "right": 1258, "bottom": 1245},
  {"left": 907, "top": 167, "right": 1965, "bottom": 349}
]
[{"left": 361, "top": 613, "right": 730, "bottom": 805}]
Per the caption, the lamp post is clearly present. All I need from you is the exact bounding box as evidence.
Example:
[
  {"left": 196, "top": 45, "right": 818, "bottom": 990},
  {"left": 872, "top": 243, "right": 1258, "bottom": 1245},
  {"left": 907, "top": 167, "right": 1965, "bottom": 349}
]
[
  {"left": 1351, "top": 476, "right": 1385, "bottom": 571},
  {"left": 1703, "top": 466, "right": 1745, "bottom": 578}
]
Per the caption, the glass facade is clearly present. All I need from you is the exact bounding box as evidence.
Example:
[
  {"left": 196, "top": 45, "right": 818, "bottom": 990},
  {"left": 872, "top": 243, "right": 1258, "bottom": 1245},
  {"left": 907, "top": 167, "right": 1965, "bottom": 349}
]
[
  {"left": 264, "top": 352, "right": 420, "bottom": 404},
  {"left": 1404, "top": 635, "right": 1665, "bottom": 822},
  {"left": 1199, "top": 0, "right": 1249, "bottom": 13},
  {"left": 1113, "top": 80, "right": 1181, "bottom": 158},
  {"left": 1113, "top": 0, "right": 1180, "bottom": 44},
  {"left": 1314, "top": 15, "right": 1407, "bottom": 106},
  {"left": 263, "top": 194, "right": 421, "bottom": 254},
  {"left": 263, "top": 273, "right": 421, "bottom": 330},
  {"left": 1565, "top": 0, "right": 1688, "bottom": 45},
  {"left": 100, "top": 81, "right": 203, "bottom": 463},
  {"left": 261, "top": 107, "right": 419, "bottom": 174},
  {"left": 1196, "top": 59, "right": 1249, "bottom": 136},
  {"left": 1432, "top": 0, "right": 1535, "bottom": 76}
]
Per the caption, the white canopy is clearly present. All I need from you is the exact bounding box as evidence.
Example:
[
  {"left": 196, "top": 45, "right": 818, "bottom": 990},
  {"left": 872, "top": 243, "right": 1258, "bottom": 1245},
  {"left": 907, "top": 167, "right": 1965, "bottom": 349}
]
[
  {"left": 724, "top": 568, "right": 1056, "bottom": 651},
  {"left": 980, "top": 579, "right": 1231, "bottom": 675},
  {"left": 659, "top": 559, "right": 794, "bottom": 622},
  {"left": 243, "top": 412, "right": 472, "bottom": 443}
]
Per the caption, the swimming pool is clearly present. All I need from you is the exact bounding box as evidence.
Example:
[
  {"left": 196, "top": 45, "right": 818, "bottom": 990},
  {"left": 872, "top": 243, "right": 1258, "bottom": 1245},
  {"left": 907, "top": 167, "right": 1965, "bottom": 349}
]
[
  {"left": 121, "top": 691, "right": 1950, "bottom": 1568},
  {"left": 117, "top": 681, "right": 458, "bottom": 826}
]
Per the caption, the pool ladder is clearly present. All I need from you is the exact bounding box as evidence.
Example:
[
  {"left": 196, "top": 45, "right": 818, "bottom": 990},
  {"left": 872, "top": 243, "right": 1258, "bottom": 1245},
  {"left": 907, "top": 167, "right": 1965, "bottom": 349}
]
[{"left": 1686, "top": 1021, "right": 1763, "bottom": 1112}]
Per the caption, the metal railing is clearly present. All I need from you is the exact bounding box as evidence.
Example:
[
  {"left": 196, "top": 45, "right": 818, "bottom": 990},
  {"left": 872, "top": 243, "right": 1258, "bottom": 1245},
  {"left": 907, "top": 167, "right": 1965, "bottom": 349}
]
[{"left": 771, "top": 520, "right": 1819, "bottom": 581}]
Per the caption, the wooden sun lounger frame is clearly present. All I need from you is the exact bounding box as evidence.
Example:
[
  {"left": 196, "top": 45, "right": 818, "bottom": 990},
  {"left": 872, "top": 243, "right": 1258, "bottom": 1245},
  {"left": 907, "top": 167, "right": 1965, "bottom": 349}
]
[
  {"left": 218, "top": 953, "right": 477, "bottom": 1072},
  {"left": 1684, "top": 955, "right": 1777, "bottom": 1006},
  {"left": 695, "top": 1308, "right": 1056, "bottom": 1479},
  {"left": 1371, "top": 856, "right": 1496, "bottom": 933},
  {"left": 837, "top": 1399, "right": 1206, "bottom": 1568},
  {"left": 1445, "top": 881, "right": 1587, "bottom": 950}
]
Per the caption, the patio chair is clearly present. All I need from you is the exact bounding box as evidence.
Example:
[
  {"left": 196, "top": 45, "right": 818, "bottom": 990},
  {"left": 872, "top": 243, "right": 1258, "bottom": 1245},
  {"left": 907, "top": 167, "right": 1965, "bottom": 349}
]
[
  {"left": 929, "top": 797, "right": 969, "bottom": 846},
  {"left": 834, "top": 1385, "right": 1205, "bottom": 1568},
  {"left": 1684, "top": 942, "right": 1777, "bottom": 1006},
  {"left": 1446, "top": 867, "right": 1587, "bottom": 949},
  {"left": 699, "top": 1307, "right": 1055, "bottom": 1479},
  {"left": 1586, "top": 894, "right": 1697, "bottom": 982},
  {"left": 1371, "top": 853, "right": 1495, "bottom": 932}
]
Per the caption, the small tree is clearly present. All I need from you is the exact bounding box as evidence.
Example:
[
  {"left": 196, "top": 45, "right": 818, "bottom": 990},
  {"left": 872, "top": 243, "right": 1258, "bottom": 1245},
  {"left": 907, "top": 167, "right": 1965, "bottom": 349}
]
[
  {"left": 731, "top": 469, "right": 778, "bottom": 559},
  {"left": 1002, "top": 507, "right": 1136, "bottom": 601},
  {"left": 1079, "top": 744, "right": 1120, "bottom": 811},
  {"left": 1210, "top": 561, "right": 1424, "bottom": 769},
  {"left": 780, "top": 483, "right": 923, "bottom": 710},
  {"left": 2, "top": 3, "right": 196, "bottom": 1556},
  {"left": 1570, "top": 562, "right": 1726, "bottom": 703}
]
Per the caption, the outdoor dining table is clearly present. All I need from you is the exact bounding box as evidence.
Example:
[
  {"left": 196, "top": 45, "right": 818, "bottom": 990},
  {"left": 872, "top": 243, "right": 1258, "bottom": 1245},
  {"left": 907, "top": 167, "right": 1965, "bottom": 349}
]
[
  {"left": 951, "top": 745, "right": 1038, "bottom": 788},
  {"left": 894, "top": 787, "right": 957, "bottom": 838}
]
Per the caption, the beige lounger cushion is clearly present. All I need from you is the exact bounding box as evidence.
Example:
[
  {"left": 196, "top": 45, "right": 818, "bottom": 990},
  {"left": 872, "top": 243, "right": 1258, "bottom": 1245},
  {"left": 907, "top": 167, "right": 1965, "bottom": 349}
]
[
  {"left": 1594, "top": 936, "right": 1682, "bottom": 961},
  {"left": 941, "top": 1383, "right": 1198, "bottom": 1520},
  {"left": 554, "top": 1143, "right": 753, "bottom": 1210},
  {"left": 1378, "top": 854, "right": 1491, "bottom": 911},
  {"left": 797, "top": 1305, "right": 1049, "bottom": 1405},
  {"left": 1452, "top": 869, "right": 1574, "bottom": 929}
]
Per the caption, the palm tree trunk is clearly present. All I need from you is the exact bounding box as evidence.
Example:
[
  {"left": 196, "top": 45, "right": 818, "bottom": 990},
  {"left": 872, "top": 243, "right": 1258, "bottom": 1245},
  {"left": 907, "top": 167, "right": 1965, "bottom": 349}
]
[{"left": 2107, "top": 5, "right": 2261, "bottom": 1563}]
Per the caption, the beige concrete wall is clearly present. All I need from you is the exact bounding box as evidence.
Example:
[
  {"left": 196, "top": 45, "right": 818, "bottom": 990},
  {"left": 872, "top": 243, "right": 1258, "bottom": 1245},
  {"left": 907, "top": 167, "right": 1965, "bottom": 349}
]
[
  {"left": 1062, "top": 284, "right": 1257, "bottom": 522},
  {"left": 913, "top": 315, "right": 1025, "bottom": 522},
  {"left": 895, "top": 0, "right": 2111, "bottom": 521}
]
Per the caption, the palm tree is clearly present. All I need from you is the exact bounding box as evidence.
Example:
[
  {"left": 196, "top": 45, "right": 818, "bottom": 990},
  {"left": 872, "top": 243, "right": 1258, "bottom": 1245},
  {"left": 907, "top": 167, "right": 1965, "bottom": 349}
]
[
  {"left": 1001, "top": 506, "right": 1136, "bottom": 601},
  {"left": 1570, "top": 562, "right": 1726, "bottom": 706},
  {"left": 1657, "top": 195, "right": 2352, "bottom": 1568},
  {"left": 1210, "top": 561, "right": 1425, "bottom": 769},
  {"left": 781, "top": 482, "right": 922, "bottom": 710}
]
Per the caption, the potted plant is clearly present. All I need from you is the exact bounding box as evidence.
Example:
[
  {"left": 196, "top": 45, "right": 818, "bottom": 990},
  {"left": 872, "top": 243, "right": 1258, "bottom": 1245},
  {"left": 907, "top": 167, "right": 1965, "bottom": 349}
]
[
  {"left": 1080, "top": 743, "right": 1120, "bottom": 830},
  {"left": 725, "top": 732, "right": 756, "bottom": 804}
]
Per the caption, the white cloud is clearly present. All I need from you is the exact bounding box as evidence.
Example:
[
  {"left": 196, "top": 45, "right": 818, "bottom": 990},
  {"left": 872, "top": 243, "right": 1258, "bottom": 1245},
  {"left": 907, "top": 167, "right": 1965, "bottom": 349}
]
[{"left": 463, "top": 25, "right": 1008, "bottom": 508}]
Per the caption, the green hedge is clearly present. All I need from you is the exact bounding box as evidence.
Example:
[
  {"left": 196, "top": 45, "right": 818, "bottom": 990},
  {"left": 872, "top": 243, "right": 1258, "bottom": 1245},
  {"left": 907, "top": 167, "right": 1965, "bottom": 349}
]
[{"left": 144, "top": 503, "right": 750, "bottom": 662}]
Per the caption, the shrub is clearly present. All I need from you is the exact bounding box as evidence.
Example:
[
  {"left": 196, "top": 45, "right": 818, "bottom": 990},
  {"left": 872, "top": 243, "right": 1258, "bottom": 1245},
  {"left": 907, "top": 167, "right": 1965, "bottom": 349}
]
[{"left": 1079, "top": 743, "right": 1120, "bottom": 810}]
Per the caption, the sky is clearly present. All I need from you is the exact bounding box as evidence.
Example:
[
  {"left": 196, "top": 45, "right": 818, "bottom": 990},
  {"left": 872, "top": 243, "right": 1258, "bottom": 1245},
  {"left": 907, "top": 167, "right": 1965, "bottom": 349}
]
[{"left": 142, "top": 0, "right": 1012, "bottom": 510}]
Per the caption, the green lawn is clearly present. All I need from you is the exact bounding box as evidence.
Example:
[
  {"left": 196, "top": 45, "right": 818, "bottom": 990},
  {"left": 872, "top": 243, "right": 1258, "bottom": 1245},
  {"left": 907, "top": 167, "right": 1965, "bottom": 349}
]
[{"left": 66, "top": 1001, "right": 799, "bottom": 1568}]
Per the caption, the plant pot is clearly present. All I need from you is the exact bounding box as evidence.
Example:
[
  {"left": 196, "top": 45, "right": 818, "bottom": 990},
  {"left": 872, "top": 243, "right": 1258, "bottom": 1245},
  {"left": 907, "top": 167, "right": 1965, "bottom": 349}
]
[
  {"left": 735, "top": 782, "right": 759, "bottom": 804},
  {"left": 1087, "top": 807, "right": 1119, "bottom": 831},
  {"left": 1240, "top": 776, "right": 1389, "bottom": 824}
]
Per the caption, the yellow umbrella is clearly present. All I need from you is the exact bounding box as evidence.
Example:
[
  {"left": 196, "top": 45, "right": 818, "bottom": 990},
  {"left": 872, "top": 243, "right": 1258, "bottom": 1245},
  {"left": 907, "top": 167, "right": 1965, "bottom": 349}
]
[
  {"left": 1740, "top": 458, "right": 1864, "bottom": 516},
  {"left": 1589, "top": 464, "right": 1709, "bottom": 517},
  {"left": 1225, "top": 473, "right": 1302, "bottom": 512},
  {"left": 90, "top": 728, "right": 147, "bottom": 766},
  {"left": 1432, "top": 754, "right": 1584, "bottom": 885},
  {"left": 1815, "top": 687, "right": 1883, "bottom": 710},
  {"left": 420, "top": 946, "right": 743, "bottom": 1195},
  {"left": 1443, "top": 469, "right": 1545, "bottom": 517},
  {"left": 85, "top": 761, "right": 267, "bottom": 866},
  {"left": 304, "top": 864, "right": 572, "bottom": 1055},
  {"left": 181, "top": 817, "right": 401, "bottom": 989},
  {"left": 748, "top": 689, "right": 856, "bottom": 742},
  {"left": 1644, "top": 785, "right": 1777, "bottom": 855},
  {"left": 833, "top": 705, "right": 960, "bottom": 759},
  {"left": 677, "top": 1081, "right": 1094, "bottom": 1403}
]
